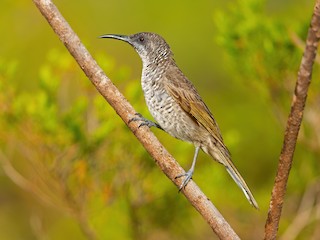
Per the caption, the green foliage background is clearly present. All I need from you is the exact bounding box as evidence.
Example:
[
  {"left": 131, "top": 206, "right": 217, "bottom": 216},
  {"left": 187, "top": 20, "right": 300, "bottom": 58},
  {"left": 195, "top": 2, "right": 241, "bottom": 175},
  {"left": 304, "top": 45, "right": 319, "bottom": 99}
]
[{"left": 1, "top": 0, "right": 319, "bottom": 239}]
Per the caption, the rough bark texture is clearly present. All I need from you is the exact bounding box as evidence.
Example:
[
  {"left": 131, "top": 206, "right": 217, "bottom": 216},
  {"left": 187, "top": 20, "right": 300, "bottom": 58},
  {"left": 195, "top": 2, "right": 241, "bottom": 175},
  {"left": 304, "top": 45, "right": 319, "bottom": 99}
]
[
  {"left": 264, "top": 1, "right": 320, "bottom": 239},
  {"left": 32, "top": 0, "right": 241, "bottom": 239}
]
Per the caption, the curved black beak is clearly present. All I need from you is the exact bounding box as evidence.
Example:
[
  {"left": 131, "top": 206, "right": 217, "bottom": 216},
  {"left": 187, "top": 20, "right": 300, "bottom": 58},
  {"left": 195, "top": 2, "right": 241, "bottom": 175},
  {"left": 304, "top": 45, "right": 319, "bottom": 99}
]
[{"left": 99, "top": 34, "right": 130, "bottom": 43}]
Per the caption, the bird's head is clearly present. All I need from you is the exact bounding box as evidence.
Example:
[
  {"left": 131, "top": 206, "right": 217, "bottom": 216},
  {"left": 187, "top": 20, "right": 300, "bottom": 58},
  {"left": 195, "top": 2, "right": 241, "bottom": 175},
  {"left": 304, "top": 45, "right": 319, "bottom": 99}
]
[{"left": 100, "top": 32, "right": 172, "bottom": 64}]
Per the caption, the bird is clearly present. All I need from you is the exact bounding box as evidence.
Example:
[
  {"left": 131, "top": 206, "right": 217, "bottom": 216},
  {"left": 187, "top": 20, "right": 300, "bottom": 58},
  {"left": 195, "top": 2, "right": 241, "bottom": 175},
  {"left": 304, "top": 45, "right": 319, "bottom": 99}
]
[{"left": 100, "top": 32, "right": 258, "bottom": 209}]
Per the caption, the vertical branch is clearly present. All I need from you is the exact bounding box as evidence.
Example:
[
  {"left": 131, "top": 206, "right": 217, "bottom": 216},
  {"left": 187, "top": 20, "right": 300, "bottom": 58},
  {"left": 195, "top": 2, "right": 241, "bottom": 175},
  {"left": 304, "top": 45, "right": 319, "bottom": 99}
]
[
  {"left": 264, "top": 1, "right": 320, "bottom": 239},
  {"left": 32, "top": 0, "right": 240, "bottom": 238}
]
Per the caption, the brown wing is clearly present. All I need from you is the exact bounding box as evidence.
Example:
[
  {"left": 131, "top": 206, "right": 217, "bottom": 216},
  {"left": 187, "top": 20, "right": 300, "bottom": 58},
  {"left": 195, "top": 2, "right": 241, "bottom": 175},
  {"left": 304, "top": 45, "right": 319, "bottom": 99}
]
[{"left": 163, "top": 65, "right": 224, "bottom": 145}]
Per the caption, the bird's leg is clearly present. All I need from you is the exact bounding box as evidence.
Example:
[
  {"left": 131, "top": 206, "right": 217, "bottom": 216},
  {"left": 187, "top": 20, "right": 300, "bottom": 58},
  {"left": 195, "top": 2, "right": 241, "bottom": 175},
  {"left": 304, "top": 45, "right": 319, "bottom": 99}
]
[
  {"left": 175, "top": 146, "right": 200, "bottom": 191},
  {"left": 129, "top": 113, "right": 163, "bottom": 130}
]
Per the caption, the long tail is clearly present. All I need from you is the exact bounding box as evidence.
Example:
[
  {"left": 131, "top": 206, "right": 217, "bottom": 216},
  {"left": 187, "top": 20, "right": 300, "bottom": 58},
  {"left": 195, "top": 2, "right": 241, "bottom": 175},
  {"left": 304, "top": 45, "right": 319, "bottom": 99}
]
[{"left": 209, "top": 148, "right": 259, "bottom": 209}]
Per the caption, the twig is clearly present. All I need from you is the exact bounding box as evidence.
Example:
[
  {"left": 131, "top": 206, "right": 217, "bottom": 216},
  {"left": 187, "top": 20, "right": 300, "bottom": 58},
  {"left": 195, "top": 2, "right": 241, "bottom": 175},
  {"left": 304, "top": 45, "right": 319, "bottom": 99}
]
[
  {"left": 0, "top": 150, "right": 55, "bottom": 207},
  {"left": 280, "top": 180, "right": 320, "bottom": 240},
  {"left": 264, "top": 1, "right": 320, "bottom": 239},
  {"left": 0, "top": 149, "right": 98, "bottom": 240},
  {"left": 290, "top": 30, "right": 320, "bottom": 65},
  {"left": 32, "top": 0, "right": 240, "bottom": 238}
]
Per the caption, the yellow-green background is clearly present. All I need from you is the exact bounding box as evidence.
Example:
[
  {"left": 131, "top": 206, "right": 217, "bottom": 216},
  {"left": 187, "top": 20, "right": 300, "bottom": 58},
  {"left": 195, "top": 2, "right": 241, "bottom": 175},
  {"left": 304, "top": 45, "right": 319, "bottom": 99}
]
[{"left": 1, "top": 0, "right": 319, "bottom": 239}]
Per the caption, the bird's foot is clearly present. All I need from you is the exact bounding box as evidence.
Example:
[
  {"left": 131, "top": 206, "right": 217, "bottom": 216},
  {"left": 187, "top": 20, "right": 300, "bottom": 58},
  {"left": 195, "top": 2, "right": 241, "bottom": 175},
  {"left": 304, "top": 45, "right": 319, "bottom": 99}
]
[
  {"left": 175, "top": 170, "right": 194, "bottom": 191},
  {"left": 129, "top": 113, "right": 163, "bottom": 130}
]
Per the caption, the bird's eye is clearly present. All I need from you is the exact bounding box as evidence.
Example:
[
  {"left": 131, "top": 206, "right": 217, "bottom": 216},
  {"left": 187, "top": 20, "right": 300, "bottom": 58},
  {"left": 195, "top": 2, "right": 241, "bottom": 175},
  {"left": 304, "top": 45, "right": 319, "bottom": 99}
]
[{"left": 139, "top": 37, "right": 144, "bottom": 42}]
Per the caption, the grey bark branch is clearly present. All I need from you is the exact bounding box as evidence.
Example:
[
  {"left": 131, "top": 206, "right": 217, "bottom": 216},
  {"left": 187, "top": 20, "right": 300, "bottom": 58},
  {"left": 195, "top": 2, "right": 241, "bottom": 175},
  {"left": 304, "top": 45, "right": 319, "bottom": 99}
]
[
  {"left": 264, "top": 1, "right": 320, "bottom": 239},
  {"left": 32, "top": 0, "right": 240, "bottom": 239}
]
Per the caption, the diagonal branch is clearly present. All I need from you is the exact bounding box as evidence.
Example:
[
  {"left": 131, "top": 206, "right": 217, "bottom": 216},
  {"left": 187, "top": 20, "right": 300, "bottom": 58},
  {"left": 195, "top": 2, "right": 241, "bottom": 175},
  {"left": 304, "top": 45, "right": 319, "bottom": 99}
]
[
  {"left": 32, "top": 0, "right": 240, "bottom": 238},
  {"left": 264, "top": 1, "right": 320, "bottom": 239}
]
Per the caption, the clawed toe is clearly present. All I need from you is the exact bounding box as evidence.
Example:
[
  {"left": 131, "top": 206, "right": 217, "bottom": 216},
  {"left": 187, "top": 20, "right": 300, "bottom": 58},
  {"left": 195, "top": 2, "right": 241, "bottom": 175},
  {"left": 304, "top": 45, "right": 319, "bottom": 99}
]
[
  {"left": 128, "top": 113, "right": 163, "bottom": 130},
  {"left": 175, "top": 171, "right": 193, "bottom": 191},
  {"left": 128, "top": 113, "right": 143, "bottom": 124}
]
